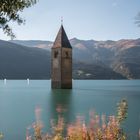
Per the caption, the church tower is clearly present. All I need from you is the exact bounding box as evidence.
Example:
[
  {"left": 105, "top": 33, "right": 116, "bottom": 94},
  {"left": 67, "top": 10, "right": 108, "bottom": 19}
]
[{"left": 51, "top": 25, "right": 72, "bottom": 89}]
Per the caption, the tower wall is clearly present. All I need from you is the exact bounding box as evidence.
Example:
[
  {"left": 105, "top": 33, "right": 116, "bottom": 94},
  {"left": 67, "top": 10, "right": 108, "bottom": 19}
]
[
  {"left": 51, "top": 48, "right": 62, "bottom": 88},
  {"left": 61, "top": 48, "right": 72, "bottom": 89},
  {"left": 51, "top": 47, "right": 72, "bottom": 89}
]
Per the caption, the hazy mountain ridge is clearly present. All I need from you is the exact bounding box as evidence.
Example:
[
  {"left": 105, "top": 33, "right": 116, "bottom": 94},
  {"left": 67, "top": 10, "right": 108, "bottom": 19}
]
[
  {"left": 0, "top": 40, "right": 51, "bottom": 79},
  {"left": 10, "top": 40, "right": 53, "bottom": 50},
  {"left": 1, "top": 38, "right": 140, "bottom": 79},
  {"left": 72, "top": 38, "right": 140, "bottom": 79}
]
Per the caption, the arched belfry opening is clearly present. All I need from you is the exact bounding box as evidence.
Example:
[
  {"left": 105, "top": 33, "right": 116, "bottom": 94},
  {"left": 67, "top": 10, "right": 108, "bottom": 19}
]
[{"left": 51, "top": 25, "right": 72, "bottom": 89}]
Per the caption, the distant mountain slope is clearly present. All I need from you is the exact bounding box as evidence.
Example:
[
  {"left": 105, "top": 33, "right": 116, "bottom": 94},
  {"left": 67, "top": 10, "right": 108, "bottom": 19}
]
[
  {"left": 0, "top": 39, "right": 125, "bottom": 79},
  {"left": 73, "top": 61, "right": 125, "bottom": 79},
  {"left": 111, "top": 46, "right": 140, "bottom": 79},
  {"left": 9, "top": 38, "right": 140, "bottom": 79},
  {"left": 0, "top": 40, "right": 51, "bottom": 79}
]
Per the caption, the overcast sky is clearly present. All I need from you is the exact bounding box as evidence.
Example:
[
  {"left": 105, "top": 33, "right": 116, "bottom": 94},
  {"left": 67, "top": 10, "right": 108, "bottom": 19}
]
[{"left": 0, "top": 0, "right": 140, "bottom": 41}]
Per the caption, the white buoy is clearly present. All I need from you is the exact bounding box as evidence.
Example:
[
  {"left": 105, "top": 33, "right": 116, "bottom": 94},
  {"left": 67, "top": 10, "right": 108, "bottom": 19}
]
[
  {"left": 27, "top": 78, "right": 30, "bottom": 85},
  {"left": 4, "top": 79, "right": 6, "bottom": 85}
]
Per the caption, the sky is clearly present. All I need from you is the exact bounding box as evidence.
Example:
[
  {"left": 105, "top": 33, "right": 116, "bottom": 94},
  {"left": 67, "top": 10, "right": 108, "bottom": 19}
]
[{"left": 0, "top": 0, "right": 140, "bottom": 41}]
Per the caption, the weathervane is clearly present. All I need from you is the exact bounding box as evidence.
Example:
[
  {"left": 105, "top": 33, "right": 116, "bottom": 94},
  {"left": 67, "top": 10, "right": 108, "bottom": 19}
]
[{"left": 61, "top": 16, "right": 63, "bottom": 25}]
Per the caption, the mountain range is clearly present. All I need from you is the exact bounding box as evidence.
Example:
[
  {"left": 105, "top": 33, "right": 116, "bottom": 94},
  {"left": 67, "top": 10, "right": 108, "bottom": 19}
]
[{"left": 0, "top": 38, "right": 139, "bottom": 79}]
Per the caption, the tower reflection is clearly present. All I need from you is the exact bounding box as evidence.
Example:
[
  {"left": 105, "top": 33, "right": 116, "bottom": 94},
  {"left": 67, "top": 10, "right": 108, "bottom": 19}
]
[{"left": 49, "top": 89, "right": 74, "bottom": 125}]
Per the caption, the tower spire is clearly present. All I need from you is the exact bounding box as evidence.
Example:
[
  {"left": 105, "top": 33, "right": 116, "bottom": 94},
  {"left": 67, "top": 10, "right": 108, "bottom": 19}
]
[{"left": 52, "top": 24, "right": 72, "bottom": 48}]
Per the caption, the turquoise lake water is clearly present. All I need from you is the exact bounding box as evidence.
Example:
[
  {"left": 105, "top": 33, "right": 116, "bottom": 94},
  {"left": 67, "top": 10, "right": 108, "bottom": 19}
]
[{"left": 0, "top": 80, "right": 140, "bottom": 140}]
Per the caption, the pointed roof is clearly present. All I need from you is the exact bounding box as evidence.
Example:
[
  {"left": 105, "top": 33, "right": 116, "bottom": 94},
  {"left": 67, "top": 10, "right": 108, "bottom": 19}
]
[{"left": 52, "top": 25, "right": 72, "bottom": 49}]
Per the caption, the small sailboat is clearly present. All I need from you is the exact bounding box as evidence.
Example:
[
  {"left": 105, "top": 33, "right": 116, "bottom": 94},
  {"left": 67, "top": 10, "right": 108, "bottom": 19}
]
[
  {"left": 4, "top": 78, "right": 6, "bottom": 85},
  {"left": 27, "top": 78, "right": 30, "bottom": 85}
]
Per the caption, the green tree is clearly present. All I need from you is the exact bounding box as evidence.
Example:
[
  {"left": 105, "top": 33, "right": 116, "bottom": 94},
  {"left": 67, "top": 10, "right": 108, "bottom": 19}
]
[{"left": 0, "top": 0, "right": 38, "bottom": 39}]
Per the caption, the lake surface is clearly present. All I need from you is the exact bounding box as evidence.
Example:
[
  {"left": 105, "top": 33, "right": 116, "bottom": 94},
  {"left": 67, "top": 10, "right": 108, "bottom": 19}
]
[{"left": 0, "top": 80, "right": 140, "bottom": 140}]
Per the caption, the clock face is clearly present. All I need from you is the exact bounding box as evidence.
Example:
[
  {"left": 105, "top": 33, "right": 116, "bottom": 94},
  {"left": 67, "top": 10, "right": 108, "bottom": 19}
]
[{"left": 53, "top": 59, "right": 59, "bottom": 68}]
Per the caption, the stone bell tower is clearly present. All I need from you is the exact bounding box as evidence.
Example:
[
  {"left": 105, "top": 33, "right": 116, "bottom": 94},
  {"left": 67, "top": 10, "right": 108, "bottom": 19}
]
[{"left": 51, "top": 25, "right": 72, "bottom": 89}]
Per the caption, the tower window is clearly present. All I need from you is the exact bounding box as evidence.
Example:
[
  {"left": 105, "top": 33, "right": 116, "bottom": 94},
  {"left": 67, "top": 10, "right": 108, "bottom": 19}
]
[
  {"left": 54, "top": 51, "right": 58, "bottom": 58},
  {"left": 65, "top": 51, "right": 69, "bottom": 58}
]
